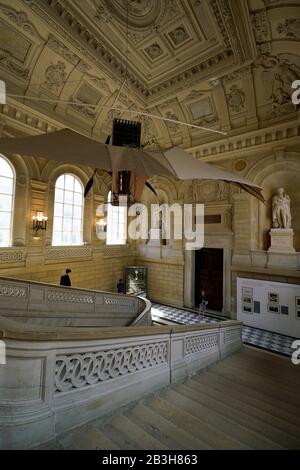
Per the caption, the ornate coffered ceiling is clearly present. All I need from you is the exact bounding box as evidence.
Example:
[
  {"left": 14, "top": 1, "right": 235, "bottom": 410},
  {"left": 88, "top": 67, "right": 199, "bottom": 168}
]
[{"left": 0, "top": 0, "right": 299, "bottom": 150}]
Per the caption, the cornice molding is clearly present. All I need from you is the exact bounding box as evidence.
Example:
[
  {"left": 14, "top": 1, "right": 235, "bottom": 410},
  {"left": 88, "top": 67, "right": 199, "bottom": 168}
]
[{"left": 188, "top": 118, "right": 300, "bottom": 162}]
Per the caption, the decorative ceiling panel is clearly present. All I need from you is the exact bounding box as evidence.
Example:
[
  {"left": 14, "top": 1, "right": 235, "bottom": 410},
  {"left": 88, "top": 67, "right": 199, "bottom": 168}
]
[{"left": 0, "top": 0, "right": 299, "bottom": 149}]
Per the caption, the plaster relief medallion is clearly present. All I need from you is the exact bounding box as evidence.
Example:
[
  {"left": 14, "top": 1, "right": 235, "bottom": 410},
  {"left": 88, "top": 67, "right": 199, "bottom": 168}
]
[
  {"left": 45, "top": 61, "right": 66, "bottom": 92},
  {"left": 234, "top": 159, "right": 247, "bottom": 172},
  {"left": 226, "top": 85, "right": 245, "bottom": 113},
  {"left": 144, "top": 42, "right": 163, "bottom": 59},
  {"left": 169, "top": 26, "right": 189, "bottom": 45},
  {"left": 277, "top": 18, "right": 300, "bottom": 39}
]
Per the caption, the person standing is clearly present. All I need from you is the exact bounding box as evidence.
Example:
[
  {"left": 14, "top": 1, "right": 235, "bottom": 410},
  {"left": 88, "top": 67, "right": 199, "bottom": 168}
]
[
  {"left": 117, "top": 278, "right": 126, "bottom": 294},
  {"left": 198, "top": 290, "right": 208, "bottom": 321},
  {"left": 60, "top": 269, "right": 72, "bottom": 287}
]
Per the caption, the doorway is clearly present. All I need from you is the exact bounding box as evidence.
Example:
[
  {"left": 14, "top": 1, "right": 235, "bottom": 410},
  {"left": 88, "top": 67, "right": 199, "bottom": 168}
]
[{"left": 195, "top": 248, "right": 223, "bottom": 311}]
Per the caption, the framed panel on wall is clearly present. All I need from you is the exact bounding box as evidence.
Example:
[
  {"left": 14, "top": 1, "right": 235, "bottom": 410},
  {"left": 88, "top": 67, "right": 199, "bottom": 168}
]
[
  {"left": 237, "top": 277, "right": 300, "bottom": 337},
  {"left": 268, "top": 303, "right": 279, "bottom": 314},
  {"left": 125, "top": 266, "right": 147, "bottom": 297},
  {"left": 268, "top": 292, "right": 279, "bottom": 304},
  {"left": 241, "top": 287, "right": 253, "bottom": 314},
  {"left": 242, "top": 287, "right": 253, "bottom": 296},
  {"left": 242, "top": 304, "right": 253, "bottom": 314}
]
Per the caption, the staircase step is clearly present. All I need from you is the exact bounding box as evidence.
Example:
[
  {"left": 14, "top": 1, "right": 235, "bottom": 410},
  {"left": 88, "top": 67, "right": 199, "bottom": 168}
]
[
  {"left": 184, "top": 378, "right": 299, "bottom": 449},
  {"left": 101, "top": 421, "right": 144, "bottom": 450},
  {"left": 146, "top": 393, "right": 248, "bottom": 450},
  {"left": 62, "top": 425, "right": 119, "bottom": 450},
  {"left": 128, "top": 401, "right": 211, "bottom": 450},
  {"left": 195, "top": 369, "right": 300, "bottom": 444},
  {"left": 56, "top": 347, "right": 300, "bottom": 451},
  {"left": 223, "top": 348, "right": 300, "bottom": 390},
  {"left": 106, "top": 413, "right": 168, "bottom": 450},
  {"left": 201, "top": 369, "right": 300, "bottom": 429},
  {"left": 211, "top": 361, "right": 300, "bottom": 411},
  {"left": 166, "top": 387, "right": 281, "bottom": 450}
]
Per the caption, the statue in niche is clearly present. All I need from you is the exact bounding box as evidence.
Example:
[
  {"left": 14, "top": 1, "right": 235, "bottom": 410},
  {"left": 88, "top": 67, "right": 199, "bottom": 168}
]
[{"left": 272, "top": 188, "right": 292, "bottom": 229}]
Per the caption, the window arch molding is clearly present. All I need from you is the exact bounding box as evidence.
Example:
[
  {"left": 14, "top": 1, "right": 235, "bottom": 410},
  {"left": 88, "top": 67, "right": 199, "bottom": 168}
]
[
  {"left": 0, "top": 153, "right": 29, "bottom": 248},
  {"left": 45, "top": 164, "right": 94, "bottom": 246}
]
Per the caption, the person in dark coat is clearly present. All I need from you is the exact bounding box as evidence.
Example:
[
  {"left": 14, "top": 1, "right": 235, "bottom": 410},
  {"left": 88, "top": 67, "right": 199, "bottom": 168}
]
[
  {"left": 117, "top": 279, "right": 126, "bottom": 294},
  {"left": 60, "top": 269, "right": 72, "bottom": 287}
]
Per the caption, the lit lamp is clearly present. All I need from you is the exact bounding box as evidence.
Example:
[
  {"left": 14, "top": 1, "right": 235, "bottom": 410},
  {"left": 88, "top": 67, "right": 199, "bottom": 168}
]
[{"left": 32, "top": 212, "right": 48, "bottom": 238}]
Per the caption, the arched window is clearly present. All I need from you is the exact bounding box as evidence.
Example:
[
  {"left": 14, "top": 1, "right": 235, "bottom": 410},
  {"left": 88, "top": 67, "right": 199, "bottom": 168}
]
[
  {"left": 52, "top": 174, "right": 84, "bottom": 246},
  {"left": 0, "top": 155, "right": 15, "bottom": 247},
  {"left": 106, "top": 191, "right": 127, "bottom": 245}
]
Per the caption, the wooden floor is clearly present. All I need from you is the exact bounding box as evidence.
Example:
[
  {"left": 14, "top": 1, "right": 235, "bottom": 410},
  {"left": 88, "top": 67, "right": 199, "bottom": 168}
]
[{"left": 59, "top": 346, "right": 300, "bottom": 450}]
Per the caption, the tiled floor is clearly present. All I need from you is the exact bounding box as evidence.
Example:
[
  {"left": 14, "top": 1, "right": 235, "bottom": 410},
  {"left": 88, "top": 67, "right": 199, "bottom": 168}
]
[{"left": 152, "top": 303, "right": 297, "bottom": 358}]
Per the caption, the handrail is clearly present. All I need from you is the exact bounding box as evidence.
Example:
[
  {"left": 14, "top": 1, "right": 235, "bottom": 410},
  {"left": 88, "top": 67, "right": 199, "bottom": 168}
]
[
  {"left": 0, "top": 312, "right": 241, "bottom": 341},
  {"left": 0, "top": 311, "right": 243, "bottom": 449},
  {"left": 0, "top": 276, "right": 150, "bottom": 328}
]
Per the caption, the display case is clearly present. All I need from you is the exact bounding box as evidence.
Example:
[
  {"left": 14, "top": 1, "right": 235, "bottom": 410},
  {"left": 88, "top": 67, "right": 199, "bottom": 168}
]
[{"left": 126, "top": 266, "right": 147, "bottom": 297}]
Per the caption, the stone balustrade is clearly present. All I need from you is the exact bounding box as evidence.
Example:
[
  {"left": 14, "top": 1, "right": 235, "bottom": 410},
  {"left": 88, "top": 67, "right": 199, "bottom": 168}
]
[
  {"left": 0, "top": 314, "right": 242, "bottom": 449},
  {"left": 0, "top": 277, "right": 150, "bottom": 328}
]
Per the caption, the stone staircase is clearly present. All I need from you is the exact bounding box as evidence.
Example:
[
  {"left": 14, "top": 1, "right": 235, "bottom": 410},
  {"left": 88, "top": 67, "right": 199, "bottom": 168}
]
[{"left": 57, "top": 347, "right": 300, "bottom": 450}]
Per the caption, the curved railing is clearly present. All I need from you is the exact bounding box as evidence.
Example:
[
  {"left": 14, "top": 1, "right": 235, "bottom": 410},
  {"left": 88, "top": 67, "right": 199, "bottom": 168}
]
[
  {"left": 0, "top": 276, "right": 151, "bottom": 328},
  {"left": 0, "top": 309, "right": 243, "bottom": 449}
]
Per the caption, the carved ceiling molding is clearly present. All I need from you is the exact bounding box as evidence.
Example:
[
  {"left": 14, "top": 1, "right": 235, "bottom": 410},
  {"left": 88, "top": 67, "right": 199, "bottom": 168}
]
[
  {"left": 18, "top": 0, "right": 247, "bottom": 102},
  {"left": 251, "top": 11, "right": 271, "bottom": 43},
  {"left": 21, "top": 0, "right": 147, "bottom": 102},
  {"left": 277, "top": 19, "right": 300, "bottom": 40},
  {"left": 188, "top": 120, "right": 300, "bottom": 161},
  {"left": 148, "top": 50, "right": 234, "bottom": 102},
  {"left": 47, "top": 34, "right": 79, "bottom": 65},
  {"left": 96, "top": 0, "right": 171, "bottom": 29},
  {"left": 0, "top": 3, "right": 42, "bottom": 38},
  {"left": 226, "top": 85, "right": 246, "bottom": 114},
  {"left": 0, "top": 3, "right": 43, "bottom": 81},
  {"left": 255, "top": 54, "right": 300, "bottom": 118},
  {"left": 0, "top": 52, "right": 30, "bottom": 80},
  {"left": 0, "top": 101, "right": 59, "bottom": 135},
  {"left": 221, "top": 65, "right": 251, "bottom": 85},
  {"left": 211, "top": 0, "right": 243, "bottom": 63}
]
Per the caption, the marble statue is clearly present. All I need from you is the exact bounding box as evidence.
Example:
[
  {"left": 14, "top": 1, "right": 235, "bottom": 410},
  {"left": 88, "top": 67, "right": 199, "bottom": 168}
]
[{"left": 272, "top": 187, "right": 292, "bottom": 229}]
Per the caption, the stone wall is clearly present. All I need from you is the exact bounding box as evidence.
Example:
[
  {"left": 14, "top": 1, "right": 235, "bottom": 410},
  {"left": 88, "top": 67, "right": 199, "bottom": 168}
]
[
  {"left": 136, "top": 257, "right": 184, "bottom": 307},
  {"left": 0, "top": 251, "right": 134, "bottom": 293}
]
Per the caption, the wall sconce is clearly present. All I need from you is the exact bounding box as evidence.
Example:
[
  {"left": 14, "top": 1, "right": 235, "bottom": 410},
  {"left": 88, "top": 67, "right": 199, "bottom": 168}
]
[{"left": 32, "top": 212, "right": 48, "bottom": 237}]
